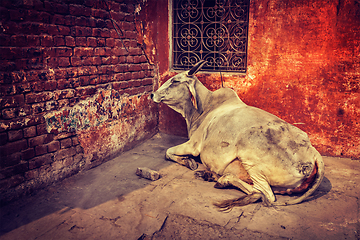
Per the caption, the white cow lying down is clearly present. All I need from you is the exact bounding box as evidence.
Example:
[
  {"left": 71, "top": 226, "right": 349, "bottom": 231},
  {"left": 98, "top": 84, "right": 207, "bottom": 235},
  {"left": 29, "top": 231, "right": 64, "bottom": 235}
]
[{"left": 151, "top": 60, "right": 325, "bottom": 210}]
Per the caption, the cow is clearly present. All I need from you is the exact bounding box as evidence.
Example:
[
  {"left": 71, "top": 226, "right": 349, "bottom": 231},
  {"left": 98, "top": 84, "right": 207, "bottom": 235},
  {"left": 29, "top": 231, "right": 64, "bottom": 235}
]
[{"left": 150, "top": 60, "right": 325, "bottom": 210}]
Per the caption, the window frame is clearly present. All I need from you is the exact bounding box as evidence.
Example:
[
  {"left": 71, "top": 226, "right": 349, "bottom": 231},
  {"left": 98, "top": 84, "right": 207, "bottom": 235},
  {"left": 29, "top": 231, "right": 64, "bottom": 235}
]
[{"left": 169, "top": 0, "right": 250, "bottom": 74}]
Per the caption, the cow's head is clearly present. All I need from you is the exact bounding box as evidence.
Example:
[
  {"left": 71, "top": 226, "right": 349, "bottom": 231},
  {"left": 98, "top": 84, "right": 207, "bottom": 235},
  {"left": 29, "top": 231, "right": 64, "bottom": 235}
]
[{"left": 150, "top": 60, "right": 207, "bottom": 116}]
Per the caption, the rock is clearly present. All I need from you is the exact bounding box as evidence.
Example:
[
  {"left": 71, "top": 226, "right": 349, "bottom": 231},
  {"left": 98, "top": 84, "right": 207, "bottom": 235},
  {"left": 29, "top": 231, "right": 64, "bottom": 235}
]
[{"left": 136, "top": 167, "right": 161, "bottom": 181}]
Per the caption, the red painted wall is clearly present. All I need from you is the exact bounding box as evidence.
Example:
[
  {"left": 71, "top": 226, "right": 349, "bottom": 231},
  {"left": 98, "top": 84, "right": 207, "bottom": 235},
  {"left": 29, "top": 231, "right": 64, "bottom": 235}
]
[{"left": 140, "top": 0, "right": 360, "bottom": 159}]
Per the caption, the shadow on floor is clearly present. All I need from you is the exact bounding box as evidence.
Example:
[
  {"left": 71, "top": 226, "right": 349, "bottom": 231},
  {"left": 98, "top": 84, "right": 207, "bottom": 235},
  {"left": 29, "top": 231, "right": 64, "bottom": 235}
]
[{"left": 0, "top": 133, "right": 188, "bottom": 236}]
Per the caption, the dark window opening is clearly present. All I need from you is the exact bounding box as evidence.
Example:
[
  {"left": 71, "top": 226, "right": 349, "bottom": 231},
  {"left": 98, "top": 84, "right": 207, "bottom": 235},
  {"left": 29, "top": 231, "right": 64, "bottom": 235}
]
[{"left": 172, "top": 0, "right": 249, "bottom": 73}]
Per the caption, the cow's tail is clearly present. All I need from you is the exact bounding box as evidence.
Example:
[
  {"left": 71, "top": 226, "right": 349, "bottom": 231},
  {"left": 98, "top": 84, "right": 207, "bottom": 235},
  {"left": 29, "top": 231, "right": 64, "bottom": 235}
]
[
  {"left": 273, "top": 153, "right": 325, "bottom": 206},
  {"left": 213, "top": 192, "right": 264, "bottom": 211}
]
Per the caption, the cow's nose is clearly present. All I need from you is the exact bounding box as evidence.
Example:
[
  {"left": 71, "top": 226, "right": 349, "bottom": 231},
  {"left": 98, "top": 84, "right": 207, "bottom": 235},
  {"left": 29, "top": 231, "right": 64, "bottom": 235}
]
[{"left": 150, "top": 93, "right": 154, "bottom": 100}]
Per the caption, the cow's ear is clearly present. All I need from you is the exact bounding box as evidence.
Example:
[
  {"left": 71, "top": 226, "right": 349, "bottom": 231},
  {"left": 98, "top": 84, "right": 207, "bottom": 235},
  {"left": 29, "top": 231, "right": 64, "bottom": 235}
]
[
  {"left": 187, "top": 60, "right": 207, "bottom": 76},
  {"left": 187, "top": 79, "right": 198, "bottom": 110}
]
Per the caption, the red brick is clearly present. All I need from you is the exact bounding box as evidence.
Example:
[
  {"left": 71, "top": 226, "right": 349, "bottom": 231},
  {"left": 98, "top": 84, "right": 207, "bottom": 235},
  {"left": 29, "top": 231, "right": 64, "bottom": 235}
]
[
  {"left": 129, "top": 80, "right": 141, "bottom": 87},
  {"left": 79, "top": 76, "right": 90, "bottom": 86},
  {"left": 76, "top": 37, "right": 87, "bottom": 46},
  {"left": 35, "top": 145, "right": 47, "bottom": 156},
  {"left": 28, "top": 134, "right": 53, "bottom": 147},
  {"left": 123, "top": 72, "right": 132, "bottom": 80},
  {"left": 111, "top": 12, "right": 125, "bottom": 22},
  {"left": 53, "top": 3, "right": 69, "bottom": 14},
  {"left": 0, "top": 162, "right": 28, "bottom": 180},
  {"left": 71, "top": 137, "right": 80, "bottom": 146},
  {"left": 29, "top": 153, "right": 53, "bottom": 169},
  {"left": 113, "top": 81, "right": 128, "bottom": 90},
  {"left": 83, "top": 56, "right": 101, "bottom": 65},
  {"left": 92, "top": 9, "right": 108, "bottom": 18},
  {"left": 75, "top": 145, "right": 83, "bottom": 154},
  {"left": 128, "top": 64, "right": 142, "bottom": 72},
  {"left": 144, "top": 85, "right": 153, "bottom": 92},
  {"left": 0, "top": 139, "right": 27, "bottom": 157},
  {"left": 75, "top": 16, "right": 89, "bottom": 26},
  {"left": 10, "top": 35, "right": 27, "bottom": 47},
  {"left": 74, "top": 47, "right": 94, "bottom": 57},
  {"left": 58, "top": 57, "right": 70, "bottom": 67},
  {"left": 100, "top": 75, "right": 111, "bottom": 83},
  {"left": 1, "top": 108, "right": 16, "bottom": 119},
  {"left": 40, "top": 35, "right": 53, "bottom": 47},
  {"left": 64, "top": 15, "right": 75, "bottom": 26},
  {"left": 76, "top": 86, "right": 96, "bottom": 96},
  {"left": 0, "top": 132, "right": 7, "bottom": 146},
  {"left": 57, "top": 79, "right": 71, "bottom": 90},
  {"left": 23, "top": 126, "right": 36, "bottom": 138},
  {"left": 126, "top": 55, "right": 134, "bottom": 63},
  {"left": 53, "top": 89, "right": 75, "bottom": 100},
  {"left": 8, "top": 129, "right": 23, "bottom": 142},
  {"left": 102, "top": 56, "right": 111, "bottom": 65},
  {"left": 44, "top": 81, "right": 57, "bottom": 91},
  {"left": 98, "top": 65, "right": 114, "bottom": 74},
  {"left": 69, "top": 4, "right": 91, "bottom": 17},
  {"left": 25, "top": 92, "right": 53, "bottom": 104},
  {"left": 89, "top": 75, "right": 99, "bottom": 85},
  {"left": 0, "top": 152, "right": 22, "bottom": 168},
  {"left": 142, "top": 78, "right": 153, "bottom": 86},
  {"left": 52, "top": 14, "right": 66, "bottom": 25},
  {"left": 71, "top": 26, "right": 92, "bottom": 37},
  {"left": 31, "top": 103, "right": 46, "bottom": 114},
  {"left": 114, "top": 64, "right": 128, "bottom": 72},
  {"left": 0, "top": 174, "right": 24, "bottom": 191},
  {"left": 54, "top": 132, "right": 76, "bottom": 141},
  {"left": 37, "top": 124, "right": 48, "bottom": 136},
  {"left": 58, "top": 26, "right": 71, "bottom": 35},
  {"left": 60, "top": 138, "right": 72, "bottom": 149},
  {"left": 65, "top": 36, "right": 75, "bottom": 47},
  {"left": 97, "top": 38, "right": 105, "bottom": 47},
  {"left": 95, "top": 19, "right": 107, "bottom": 28},
  {"left": 46, "top": 24, "right": 60, "bottom": 35},
  {"left": 0, "top": 95, "right": 24, "bottom": 108},
  {"left": 78, "top": 66, "right": 97, "bottom": 76},
  {"left": 54, "top": 47, "right": 73, "bottom": 57},
  {"left": 47, "top": 141, "right": 60, "bottom": 152},
  {"left": 71, "top": 57, "right": 82, "bottom": 66},
  {"left": 87, "top": 37, "right": 97, "bottom": 47},
  {"left": 26, "top": 35, "right": 40, "bottom": 46},
  {"left": 114, "top": 73, "right": 124, "bottom": 81},
  {"left": 31, "top": 81, "right": 45, "bottom": 92},
  {"left": 54, "top": 147, "right": 76, "bottom": 161}
]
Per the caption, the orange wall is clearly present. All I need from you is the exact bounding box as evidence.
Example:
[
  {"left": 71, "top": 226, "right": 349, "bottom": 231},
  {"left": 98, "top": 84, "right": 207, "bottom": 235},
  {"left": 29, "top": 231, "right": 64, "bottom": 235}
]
[{"left": 139, "top": 0, "right": 360, "bottom": 159}]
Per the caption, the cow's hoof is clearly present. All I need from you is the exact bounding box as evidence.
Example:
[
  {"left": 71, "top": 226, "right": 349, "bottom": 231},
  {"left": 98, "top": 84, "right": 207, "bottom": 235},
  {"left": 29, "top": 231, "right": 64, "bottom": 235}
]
[
  {"left": 195, "top": 170, "right": 217, "bottom": 182},
  {"left": 185, "top": 158, "right": 198, "bottom": 170},
  {"left": 214, "top": 182, "right": 227, "bottom": 189}
]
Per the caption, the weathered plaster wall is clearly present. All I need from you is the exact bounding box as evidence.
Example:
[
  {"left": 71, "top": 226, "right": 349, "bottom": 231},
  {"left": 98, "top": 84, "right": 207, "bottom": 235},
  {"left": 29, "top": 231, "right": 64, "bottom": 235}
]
[
  {"left": 143, "top": 0, "right": 360, "bottom": 159},
  {"left": 0, "top": 0, "right": 157, "bottom": 204}
]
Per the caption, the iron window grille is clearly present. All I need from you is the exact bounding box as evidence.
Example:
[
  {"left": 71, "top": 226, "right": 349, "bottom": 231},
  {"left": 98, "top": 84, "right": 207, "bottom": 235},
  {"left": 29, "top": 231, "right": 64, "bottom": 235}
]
[{"left": 172, "top": 0, "right": 249, "bottom": 73}]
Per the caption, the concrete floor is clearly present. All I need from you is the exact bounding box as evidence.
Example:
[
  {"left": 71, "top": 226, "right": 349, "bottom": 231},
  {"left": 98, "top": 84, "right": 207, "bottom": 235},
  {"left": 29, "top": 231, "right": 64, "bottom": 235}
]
[{"left": 0, "top": 133, "right": 359, "bottom": 240}]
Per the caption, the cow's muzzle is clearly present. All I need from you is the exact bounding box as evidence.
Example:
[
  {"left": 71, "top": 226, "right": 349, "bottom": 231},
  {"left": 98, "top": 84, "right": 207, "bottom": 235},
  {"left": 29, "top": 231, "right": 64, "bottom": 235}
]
[{"left": 150, "top": 92, "right": 161, "bottom": 103}]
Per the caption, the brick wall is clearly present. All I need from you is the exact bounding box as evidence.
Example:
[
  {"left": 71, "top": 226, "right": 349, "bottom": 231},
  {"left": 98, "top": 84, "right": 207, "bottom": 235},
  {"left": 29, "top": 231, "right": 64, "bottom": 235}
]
[{"left": 0, "top": 0, "right": 157, "bottom": 204}]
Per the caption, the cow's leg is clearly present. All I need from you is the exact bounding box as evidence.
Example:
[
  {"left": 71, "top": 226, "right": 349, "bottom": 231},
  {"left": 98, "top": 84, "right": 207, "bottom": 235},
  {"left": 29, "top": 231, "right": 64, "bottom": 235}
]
[
  {"left": 213, "top": 173, "right": 265, "bottom": 210},
  {"left": 195, "top": 170, "right": 220, "bottom": 182},
  {"left": 166, "top": 141, "right": 199, "bottom": 170},
  {"left": 214, "top": 173, "right": 255, "bottom": 195}
]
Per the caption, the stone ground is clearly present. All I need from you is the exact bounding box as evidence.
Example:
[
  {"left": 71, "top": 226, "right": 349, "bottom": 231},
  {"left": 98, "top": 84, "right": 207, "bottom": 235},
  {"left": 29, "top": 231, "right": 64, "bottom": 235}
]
[{"left": 0, "top": 133, "right": 359, "bottom": 240}]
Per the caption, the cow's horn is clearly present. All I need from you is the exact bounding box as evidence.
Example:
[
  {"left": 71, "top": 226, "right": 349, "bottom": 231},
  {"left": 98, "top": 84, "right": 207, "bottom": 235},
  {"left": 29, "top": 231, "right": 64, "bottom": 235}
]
[{"left": 188, "top": 60, "right": 207, "bottom": 76}]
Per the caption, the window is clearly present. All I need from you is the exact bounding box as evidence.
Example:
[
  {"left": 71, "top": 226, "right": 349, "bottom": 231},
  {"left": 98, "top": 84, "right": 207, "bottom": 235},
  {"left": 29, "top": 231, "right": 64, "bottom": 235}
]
[{"left": 172, "top": 0, "right": 249, "bottom": 73}]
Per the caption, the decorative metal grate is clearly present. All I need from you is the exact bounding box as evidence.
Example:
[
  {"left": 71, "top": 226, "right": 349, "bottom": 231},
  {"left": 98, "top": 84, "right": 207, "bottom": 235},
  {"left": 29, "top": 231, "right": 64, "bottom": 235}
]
[{"left": 172, "top": 0, "right": 249, "bottom": 73}]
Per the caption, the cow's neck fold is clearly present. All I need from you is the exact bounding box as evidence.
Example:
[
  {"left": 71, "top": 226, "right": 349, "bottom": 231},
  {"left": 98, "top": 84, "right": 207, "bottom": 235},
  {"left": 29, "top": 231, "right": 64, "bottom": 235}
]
[{"left": 184, "top": 79, "right": 211, "bottom": 137}]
